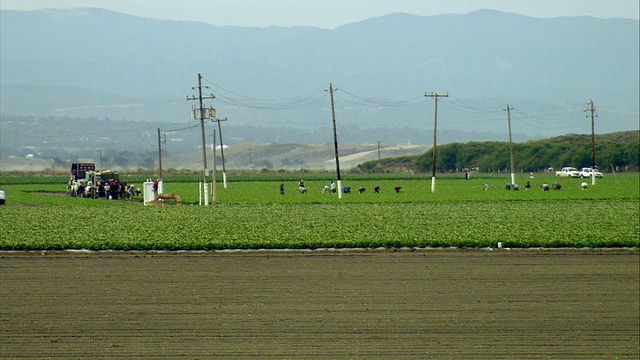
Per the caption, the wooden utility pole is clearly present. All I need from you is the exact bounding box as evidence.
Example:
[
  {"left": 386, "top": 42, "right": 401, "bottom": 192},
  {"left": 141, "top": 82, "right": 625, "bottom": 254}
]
[
  {"left": 213, "top": 117, "right": 228, "bottom": 188},
  {"left": 212, "top": 129, "right": 217, "bottom": 206},
  {"left": 187, "top": 73, "right": 215, "bottom": 205},
  {"left": 157, "top": 127, "right": 163, "bottom": 181},
  {"left": 424, "top": 92, "right": 448, "bottom": 193},
  {"left": 587, "top": 100, "right": 597, "bottom": 185},
  {"left": 328, "top": 83, "right": 343, "bottom": 198},
  {"left": 505, "top": 104, "right": 515, "bottom": 185}
]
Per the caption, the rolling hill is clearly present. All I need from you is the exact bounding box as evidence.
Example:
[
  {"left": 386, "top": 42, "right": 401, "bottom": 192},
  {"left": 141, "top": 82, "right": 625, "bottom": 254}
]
[{"left": 1, "top": 8, "right": 638, "bottom": 139}]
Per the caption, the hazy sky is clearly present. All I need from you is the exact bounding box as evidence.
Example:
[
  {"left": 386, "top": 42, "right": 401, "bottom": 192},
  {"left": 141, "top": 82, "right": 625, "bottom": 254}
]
[{"left": 1, "top": 0, "right": 638, "bottom": 28}]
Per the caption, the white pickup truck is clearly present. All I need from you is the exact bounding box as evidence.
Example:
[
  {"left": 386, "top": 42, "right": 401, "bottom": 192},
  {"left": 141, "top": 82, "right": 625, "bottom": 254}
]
[
  {"left": 579, "top": 167, "right": 603, "bottom": 178},
  {"left": 555, "top": 167, "right": 581, "bottom": 178}
]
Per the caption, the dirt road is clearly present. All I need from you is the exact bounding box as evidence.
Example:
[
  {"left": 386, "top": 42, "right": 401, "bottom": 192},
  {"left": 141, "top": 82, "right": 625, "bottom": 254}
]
[{"left": 1, "top": 249, "right": 638, "bottom": 359}]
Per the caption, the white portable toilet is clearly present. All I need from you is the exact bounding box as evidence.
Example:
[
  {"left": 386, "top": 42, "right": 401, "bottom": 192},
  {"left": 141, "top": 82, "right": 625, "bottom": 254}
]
[{"left": 143, "top": 180, "right": 164, "bottom": 205}]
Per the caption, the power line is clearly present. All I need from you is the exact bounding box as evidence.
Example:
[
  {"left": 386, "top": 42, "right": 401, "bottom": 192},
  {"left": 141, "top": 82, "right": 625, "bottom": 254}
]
[
  {"left": 511, "top": 108, "right": 586, "bottom": 129},
  {"left": 446, "top": 94, "right": 503, "bottom": 113},
  {"left": 192, "top": 78, "right": 601, "bottom": 132},
  {"left": 335, "top": 87, "right": 424, "bottom": 107},
  {"left": 213, "top": 91, "right": 324, "bottom": 110},
  {"left": 6, "top": 127, "right": 151, "bottom": 140},
  {"left": 201, "top": 77, "right": 326, "bottom": 110},
  {"left": 161, "top": 123, "right": 199, "bottom": 133},
  {"left": 203, "top": 77, "right": 325, "bottom": 102}
]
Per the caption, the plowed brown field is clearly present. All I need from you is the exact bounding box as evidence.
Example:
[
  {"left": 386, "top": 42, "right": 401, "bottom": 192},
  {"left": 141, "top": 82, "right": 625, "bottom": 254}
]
[{"left": 1, "top": 249, "right": 638, "bottom": 359}]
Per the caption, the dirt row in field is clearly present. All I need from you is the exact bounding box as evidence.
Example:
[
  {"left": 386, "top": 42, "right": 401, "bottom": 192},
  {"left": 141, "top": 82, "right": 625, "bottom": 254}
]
[{"left": 1, "top": 248, "right": 638, "bottom": 359}]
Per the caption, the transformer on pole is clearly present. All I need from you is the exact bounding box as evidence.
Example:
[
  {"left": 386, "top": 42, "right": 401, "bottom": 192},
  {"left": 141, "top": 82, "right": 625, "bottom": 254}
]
[{"left": 187, "top": 73, "right": 215, "bottom": 205}]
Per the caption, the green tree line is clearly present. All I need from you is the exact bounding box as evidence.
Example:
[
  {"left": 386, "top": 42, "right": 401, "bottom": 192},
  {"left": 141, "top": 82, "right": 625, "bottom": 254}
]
[{"left": 358, "top": 131, "right": 639, "bottom": 173}]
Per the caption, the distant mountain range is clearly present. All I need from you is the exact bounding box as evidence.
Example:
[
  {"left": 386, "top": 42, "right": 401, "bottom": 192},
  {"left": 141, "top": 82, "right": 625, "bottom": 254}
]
[{"left": 1, "top": 8, "right": 638, "bottom": 144}]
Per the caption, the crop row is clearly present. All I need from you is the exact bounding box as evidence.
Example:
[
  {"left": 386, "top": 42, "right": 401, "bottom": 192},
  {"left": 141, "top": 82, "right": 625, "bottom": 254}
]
[
  {"left": 0, "top": 201, "right": 637, "bottom": 250},
  {"left": 3, "top": 177, "right": 638, "bottom": 207}
]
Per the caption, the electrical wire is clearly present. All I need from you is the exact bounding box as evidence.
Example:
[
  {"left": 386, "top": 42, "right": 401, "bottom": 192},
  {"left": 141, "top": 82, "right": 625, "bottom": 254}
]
[
  {"left": 213, "top": 91, "right": 325, "bottom": 110},
  {"left": 6, "top": 127, "right": 151, "bottom": 140},
  {"left": 445, "top": 94, "right": 504, "bottom": 114},
  {"left": 190, "top": 78, "right": 597, "bottom": 131},
  {"left": 334, "top": 87, "right": 425, "bottom": 107},
  {"left": 161, "top": 123, "right": 199, "bottom": 133},
  {"left": 511, "top": 108, "right": 588, "bottom": 130},
  {"left": 440, "top": 99, "right": 503, "bottom": 115},
  {"left": 200, "top": 77, "right": 326, "bottom": 110}
]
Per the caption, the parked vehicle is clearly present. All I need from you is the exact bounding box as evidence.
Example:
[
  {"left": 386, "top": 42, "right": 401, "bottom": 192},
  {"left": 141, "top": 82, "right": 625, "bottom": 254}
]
[
  {"left": 0, "top": 189, "right": 6, "bottom": 205},
  {"left": 555, "top": 167, "right": 581, "bottom": 178},
  {"left": 580, "top": 167, "right": 603, "bottom": 178}
]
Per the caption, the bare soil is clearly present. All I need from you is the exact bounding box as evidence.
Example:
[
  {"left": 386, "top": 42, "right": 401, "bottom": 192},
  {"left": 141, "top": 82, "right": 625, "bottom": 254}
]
[{"left": 1, "top": 249, "right": 638, "bottom": 359}]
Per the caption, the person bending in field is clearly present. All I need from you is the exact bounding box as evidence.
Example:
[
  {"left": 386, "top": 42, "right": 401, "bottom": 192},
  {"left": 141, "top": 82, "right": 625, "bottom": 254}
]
[
  {"left": 374, "top": 186, "right": 380, "bottom": 193},
  {"left": 394, "top": 186, "right": 402, "bottom": 193}
]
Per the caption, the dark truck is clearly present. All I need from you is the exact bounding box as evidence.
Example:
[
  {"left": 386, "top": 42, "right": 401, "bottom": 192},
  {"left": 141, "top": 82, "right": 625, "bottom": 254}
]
[{"left": 69, "top": 163, "right": 119, "bottom": 198}]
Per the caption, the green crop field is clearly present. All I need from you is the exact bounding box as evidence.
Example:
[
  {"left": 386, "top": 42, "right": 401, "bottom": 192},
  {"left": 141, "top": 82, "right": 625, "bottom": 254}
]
[
  {"left": 0, "top": 173, "right": 638, "bottom": 250},
  {"left": 1, "top": 173, "right": 639, "bottom": 359}
]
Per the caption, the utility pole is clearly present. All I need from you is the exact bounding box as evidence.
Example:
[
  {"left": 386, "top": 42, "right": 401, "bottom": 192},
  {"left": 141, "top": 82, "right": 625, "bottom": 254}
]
[
  {"left": 586, "top": 99, "right": 597, "bottom": 185},
  {"left": 187, "top": 73, "right": 215, "bottom": 205},
  {"left": 157, "top": 127, "right": 163, "bottom": 182},
  {"left": 505, "top": 104, "right": 515, "bottom": 186},
  {"left": 212, "top": 117, "right": 228, "bottom": 188},
  {"left": 424, "top": 92, "right": 448, "bottom": 193},
  {"left": 212, "top": 129, "right": 217, "bottom": 206},
  {"left": 327, "top": 83, "right": 342, "bottom": 199},
  {"left": 98, "top": 150, "right": 103, "bottom": 169}
]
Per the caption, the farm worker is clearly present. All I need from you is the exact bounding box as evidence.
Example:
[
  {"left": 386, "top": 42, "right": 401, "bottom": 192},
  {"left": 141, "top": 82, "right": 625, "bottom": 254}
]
[
  {"left": 465, "top": 170, "right": 469, "bottom": 180},
  {"left": 298, "top": 180, "right": 307, "bottom": 194},
  {"left": 394, "top": 186, "right": 402, "bottom": 193},
  {"left": 330, "top": 181, "right": 336, "bottom": 193},
  {"left": 483, "top": 183, "right": 489, "bottom": 191},
  {"left": 279, "top": 183, "right": 285, "bottom": 195}
]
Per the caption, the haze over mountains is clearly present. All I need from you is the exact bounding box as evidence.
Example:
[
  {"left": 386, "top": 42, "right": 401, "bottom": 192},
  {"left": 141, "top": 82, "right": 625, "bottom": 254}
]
[{"left": 1, "top": 8, "right": 639, "bottom": 145}]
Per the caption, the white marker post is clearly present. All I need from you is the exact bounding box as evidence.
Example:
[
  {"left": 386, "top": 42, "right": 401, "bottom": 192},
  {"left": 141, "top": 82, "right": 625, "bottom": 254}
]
[{"left": 203, "top": 178, "right": 209, "bottom": 206}]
